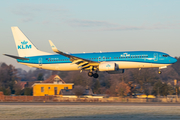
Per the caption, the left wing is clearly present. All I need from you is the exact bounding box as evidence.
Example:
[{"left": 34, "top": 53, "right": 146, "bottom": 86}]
[{"left": 48, "top": 40, "right": 99, "bottom": 70}]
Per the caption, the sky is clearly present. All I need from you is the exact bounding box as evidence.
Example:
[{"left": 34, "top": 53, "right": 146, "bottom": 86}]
[{"left": 0, "top": 0, "right": 180, "bottom": 70}]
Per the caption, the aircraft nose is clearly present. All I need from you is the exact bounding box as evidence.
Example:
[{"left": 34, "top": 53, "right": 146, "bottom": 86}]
[{"left": 171, "top": 57, "right": 177, "bottom": 64}]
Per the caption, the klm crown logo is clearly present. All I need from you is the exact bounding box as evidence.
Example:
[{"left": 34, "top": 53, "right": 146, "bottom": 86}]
[
  {"left": 106, "top": 64, "right": 111, "bottom": 67},
  {"left": 18, "top": 40, "right": 32, "bottom": 49},
  {"left": 21, "top": 41, "right": 28, "bottom": 45}
]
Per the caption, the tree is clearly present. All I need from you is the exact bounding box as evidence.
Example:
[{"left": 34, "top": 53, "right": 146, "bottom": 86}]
[
  {"left": 73, "top": 85, "right": 85, "bottom": 97},
  {"left": 0, "top": 63, "right": 17, "bottom": 95},
  {"left": 115, "top": 81, "right": 131, "bottom": 97},
  {"left": 37, "top": 73, "right": 44, "bottom": 81},
  {"left": 161, "top": 83, "right": 169, "bottom": 96},
  {"left": 127, "top": 81, "right": 136, "bottom": 97},
  {"left": 152, "top": 81, "right": 175, "bottom": 96},
  {"left": 58, "top": 71, "right": 69, "bottom": 79},
  {"left": 24, "top": 88, "right": 33, "bottom": 95},
  {"left": 93, "top": 80, "right": 100, "bottom": 94},
  {"left": 152, "top": 80, "right": 162, "bottom": 96},
  {"left": 167, "top": 84, "right": 174, "bottom": 95},
  {"left": 14, "top": 83, "right": 22, "bottom": 95},
  {"left": 5, "top": 87, "right": 11, "bottom": 95}
]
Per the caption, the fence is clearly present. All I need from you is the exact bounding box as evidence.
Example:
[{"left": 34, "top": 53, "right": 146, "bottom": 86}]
[
  {"left": 0, "top": 92, "right": 55, "bottom": 102},
  {"left": 0, "top": 92, "right": 180, "bottom": 103}
]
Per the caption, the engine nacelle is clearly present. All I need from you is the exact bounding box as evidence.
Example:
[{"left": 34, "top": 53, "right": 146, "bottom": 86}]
[
  {"left": 99, "top": 62, "right": 118, "bottom": 71},
  {"left": 106, "top": 69, "right": 125, "bottom": 74}
]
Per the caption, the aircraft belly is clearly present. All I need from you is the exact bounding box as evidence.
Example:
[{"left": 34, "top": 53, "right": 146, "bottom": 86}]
[
  {"left": 19, "top": 62, "right": 172, "bottom": 71},
  {"left": 115, "top": 61, "right": 148, "bottom": 69},
  {"left": 151, "top": 63, "right": 171, "bottom": 68},
  {"left": 19, "top": 63, "right": 80, "bottom": 71},
  {"left": 115, "top": 61, "right": 170, "bottom": 69},
  {"left": 53, "top": 63, "right": 80, "bottom": 71}
]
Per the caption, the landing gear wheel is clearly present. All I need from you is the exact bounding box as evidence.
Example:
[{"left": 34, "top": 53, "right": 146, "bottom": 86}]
[
  {"left": 88, "top": 72, "right": 93, "bottom": 77},
  {"left": 158, "top": 71, "right": 162, "bottom": 74},
  {"left": 93, "top": 73, "right": 99, "bottom": 78}
]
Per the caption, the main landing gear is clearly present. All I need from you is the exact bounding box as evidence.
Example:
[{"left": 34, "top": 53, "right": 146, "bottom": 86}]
[
  {"left": 158, "top": 70, "right": 162, "bottom": 74},
  {"left": 88, "top": 72, "right": 99, "bottom": 78}
]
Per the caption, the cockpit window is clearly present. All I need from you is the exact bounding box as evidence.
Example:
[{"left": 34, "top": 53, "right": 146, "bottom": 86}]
[{"left": 163, "top": 55, "right": 169, "bottom": 57}]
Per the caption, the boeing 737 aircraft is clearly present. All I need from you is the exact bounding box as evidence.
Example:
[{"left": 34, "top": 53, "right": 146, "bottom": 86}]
[{"left": 4, "top": 27, "right": 177, "bottom": 78}]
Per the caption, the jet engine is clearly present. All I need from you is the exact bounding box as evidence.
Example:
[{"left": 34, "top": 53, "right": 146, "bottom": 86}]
[{"left": 99, "top": 62, "right": 119, "bottom": 71}]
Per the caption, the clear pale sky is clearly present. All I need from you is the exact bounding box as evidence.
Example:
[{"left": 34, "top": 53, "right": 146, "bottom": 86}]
[{"left": 0, "top": 0, "right": 180, "bottom": 70}]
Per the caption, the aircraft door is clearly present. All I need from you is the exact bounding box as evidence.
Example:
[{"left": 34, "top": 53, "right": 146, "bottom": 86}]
[
  {"left": 154, "top": 53, "right": 158, "bottom": 61},
  {"left": 38, "top": 58, "right": 42, "bottom": 66}
]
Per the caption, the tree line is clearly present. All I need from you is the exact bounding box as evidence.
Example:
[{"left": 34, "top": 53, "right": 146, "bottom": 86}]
[{"left": 0, "top": 57, "right": 180, "bottom": 96}]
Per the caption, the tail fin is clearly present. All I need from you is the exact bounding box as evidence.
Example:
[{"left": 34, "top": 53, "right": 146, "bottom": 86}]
[{"left": 11, "top": 27, "right": 52, "bottom": 57}]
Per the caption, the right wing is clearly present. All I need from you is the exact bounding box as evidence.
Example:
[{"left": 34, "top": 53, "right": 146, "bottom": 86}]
[{"left": 48, "top": 40, "right": 99, "bottom": 70}]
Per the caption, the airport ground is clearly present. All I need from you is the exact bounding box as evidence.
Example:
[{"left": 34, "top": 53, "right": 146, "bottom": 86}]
[{"left": 0, "top": 102, "right": 180, "bottom": 120}]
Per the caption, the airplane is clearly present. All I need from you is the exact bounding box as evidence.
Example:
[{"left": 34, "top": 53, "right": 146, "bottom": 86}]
[{"left": 4, "top": 27, "right": 177, "bottom": 78}]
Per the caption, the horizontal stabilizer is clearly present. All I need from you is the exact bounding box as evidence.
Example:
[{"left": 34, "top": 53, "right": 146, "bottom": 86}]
[{"left": 3, "top": 54, "right": 29, "bottom": 60}]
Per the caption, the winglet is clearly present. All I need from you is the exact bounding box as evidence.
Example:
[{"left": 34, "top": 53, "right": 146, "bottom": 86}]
[{"left": 48, "top": 40, "right": 59, "bottom": 53}]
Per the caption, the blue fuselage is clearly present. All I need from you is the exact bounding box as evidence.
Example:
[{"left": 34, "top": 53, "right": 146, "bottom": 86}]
[{"left": 17, "top": 51, "right": 177, "bottom": 65}]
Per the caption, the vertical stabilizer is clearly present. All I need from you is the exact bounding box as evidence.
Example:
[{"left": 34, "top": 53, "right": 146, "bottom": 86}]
[{"left": 11, "top": 27, "right": 52, "bottom": 57}]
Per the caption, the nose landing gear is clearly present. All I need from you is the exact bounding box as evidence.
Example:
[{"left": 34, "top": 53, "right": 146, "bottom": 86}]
[{"left": 158, "top": 70, "right": 162, "bottom": 74}]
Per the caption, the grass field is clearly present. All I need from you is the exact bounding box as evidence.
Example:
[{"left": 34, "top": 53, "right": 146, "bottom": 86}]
[{"left": 0, "top": 103, "right": 180, "bottom": 120}]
